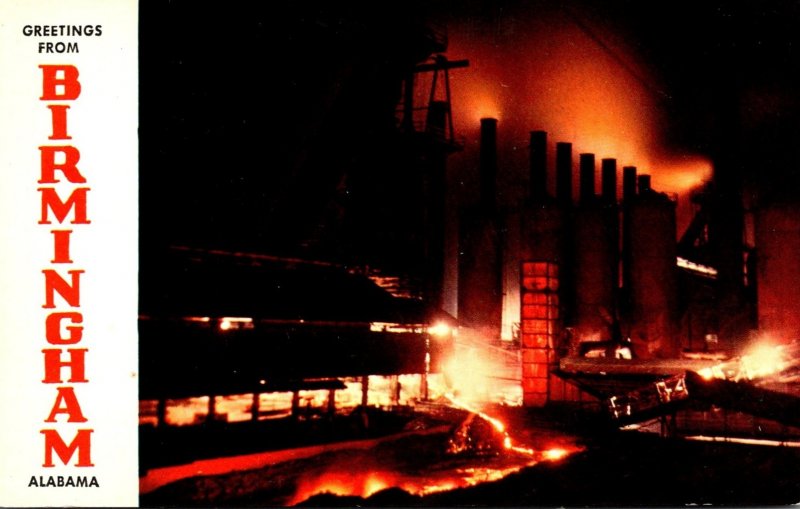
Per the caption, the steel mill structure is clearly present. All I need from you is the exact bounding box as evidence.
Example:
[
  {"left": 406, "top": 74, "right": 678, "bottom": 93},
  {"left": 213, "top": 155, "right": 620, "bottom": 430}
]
[
  {"left": 458, "top": 118, "right": 679, "bottom": 406},
  {"left": 139, "top": 17, "right": 800, "bottom": 478},
  {"left": 457, "top": 115, "right": 800, "bottom": 424}
]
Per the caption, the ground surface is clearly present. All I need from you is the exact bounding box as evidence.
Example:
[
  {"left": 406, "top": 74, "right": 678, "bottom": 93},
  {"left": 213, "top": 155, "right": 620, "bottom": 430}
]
[{"left": 140, "top": 406, "right": 800, "bottom": 507}]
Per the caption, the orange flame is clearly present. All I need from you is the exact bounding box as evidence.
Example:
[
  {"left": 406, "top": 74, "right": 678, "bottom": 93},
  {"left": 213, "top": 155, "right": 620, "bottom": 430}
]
[
  {"left": 288, "top": 464, "right": 546, "bottom": 505},
  {"left": 740, "top": 343, "right": 787, "bottom": 379},
  {"left": 696, "top": 340, "right": 792, "bottom": 382},
  {"left": 543, "top": 448, "right": 569, "bottom": 461},
  {"left": 288, "top": 471, "right": 396, "bottom": 505},
  {"left": 287, "top": 329, "right": 585, "bottom": 505},
  {"left": 285, "top": 400, "right": 583, "bottom": 505},
  {"left": 287, "top": 439, "right": 582, "bottom": 505}
]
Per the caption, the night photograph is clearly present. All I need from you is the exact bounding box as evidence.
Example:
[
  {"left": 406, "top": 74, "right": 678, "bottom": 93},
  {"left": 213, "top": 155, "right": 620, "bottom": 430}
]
[{"left": 137, "top": 1, "right": 800, "bottom": 505}]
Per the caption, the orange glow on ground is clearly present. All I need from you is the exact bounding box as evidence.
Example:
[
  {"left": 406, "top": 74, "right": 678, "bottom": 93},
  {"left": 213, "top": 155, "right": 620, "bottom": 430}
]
[
  {"left": 285, "top": 433, "right": 583, "bottom": 505},
  {"left": 283, "top": 390, "right": 583, "bottom": 505},
  {"left": 289, "top": 471, "right": 394, "bottom": 504},
  {"left": 287, "top": 463, "right": 540, "bottom": 505},
  {"left": 444, "top": 394, "right": 583, "bottom": 458}
]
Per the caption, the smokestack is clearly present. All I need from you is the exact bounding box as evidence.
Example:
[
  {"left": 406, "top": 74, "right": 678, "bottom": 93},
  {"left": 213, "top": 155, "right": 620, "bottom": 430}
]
[
  {"left": 621, "top": 166, "right": 636, "bottom": 314},
  {"left": 529, "top": 130, "right": 547, "bottom": 202},
  {"left": 637, "top": 174, "right": 652, "bottom": 194},
  {"left": 623, "top": 166, "right": 637, "bottom": 202},
  {"left": 556, "top": 142, "right": 572, "bottom": 205},
  {"left": 601, "top": 158, "right": 617, "bottom": 204},
  {"left": 479, "top": 118, "right": 498, "bottom": 212},
  {"left": 579, "top": 153, "right": 595, "bottom": 203},
  {"left": 627, "top": 181, "right": 679, "bottom": 358}
]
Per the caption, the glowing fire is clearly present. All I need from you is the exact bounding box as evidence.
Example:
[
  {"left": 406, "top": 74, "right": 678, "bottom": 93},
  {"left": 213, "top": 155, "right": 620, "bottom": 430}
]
[
  {"left": 444, "top": 393, "right": 582, "bottom": 460},
  {"left": 740, "top": 343, "right": 788, "bottom": 379},
  {"left": 288, "top": 462, "right": 557, "bottom": 505},
  {"left": 696, "top": 366, "right": 715, "bottom": 381},
  {"left": 286, "top": 440, "right": 581, "bottom": 505},
  {"left": 543, "top": 448, "right": 568, "bottom": 461},
  {"left": 285, "top": 393, "right": 582, "bottom": 505},
  {"left": 284, "top": 327, "right": 584, "bottom": 505},
  {"left": 439, "top": 328, "right": 522, "bottom": 405},
  {"left": 696, "top": 340, "right": 791, "bottom": 382},
  {"left": 428, "top": 321, "right": 453, "bottom": 337},
  {"left": 293, "top": 464, "right": 539, "bottom": 503},
  {"left": 288, "top": 471, "right": 395, "bottom": 505}
]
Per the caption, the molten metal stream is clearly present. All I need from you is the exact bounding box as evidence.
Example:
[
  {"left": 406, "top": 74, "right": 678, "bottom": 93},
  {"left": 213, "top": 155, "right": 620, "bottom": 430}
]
[{"left": 287, "top": 395, "right": 580, "bottom": 505}]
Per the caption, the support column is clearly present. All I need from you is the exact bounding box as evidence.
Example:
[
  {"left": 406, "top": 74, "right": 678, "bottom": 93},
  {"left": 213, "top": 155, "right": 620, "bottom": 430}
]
[
  {"left": 361, "top": 375, "right": 369, "bottom": 407},
  {"left": 156, "top": 398, "right": 166, "bottom": 427},
  {"left": 251, "top": 392, "right": 260, "bottom": 421},
  {"left": 291, "top": 391, "right": 300, "bottom": 420},
  {"left": 207, "top": 394, "right": 217, "bottom": 423},
  {"left": 520, "top": 261, "right": 560, "bottom": 407},
  {"left": 327, "top": 389, "right": 337, "bottom": 416}
]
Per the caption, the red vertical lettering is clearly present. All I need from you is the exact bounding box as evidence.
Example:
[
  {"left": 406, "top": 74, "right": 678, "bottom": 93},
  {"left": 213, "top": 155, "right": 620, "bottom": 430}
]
[
  {"left": 39, "top": 65, "right": 82, "bottom": 101},
  {"left": 40, "top": 429, "right": 93, "bottom": 467},
  {"left": 45, "top": 312, "right": 83, "bottom": 345},
  {"left": 42, "top": 269, "right": 84, "bottom": 308},
  {"left": 50, "top": 229, "right": 73, "bottom": 263},
  {"left": 38, "top": 146, "right": 86, "bottom": 184},
  {"left": 44, "top": 387, "right": 88, "bottom": 423},
  {"left": 38, "top": 187, "right": 91, "bottom": 224},
  {"left": 42, "top": 348, "right": 88, "bottom": 383},
  {"left": 47, "top": 105, "right": 72, "bottom": 140}
]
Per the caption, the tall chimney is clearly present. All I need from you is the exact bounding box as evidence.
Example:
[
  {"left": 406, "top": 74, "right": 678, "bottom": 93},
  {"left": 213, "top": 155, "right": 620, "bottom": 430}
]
[
  {"left": 556, "top": 142, "right": 572, "bottom": 205},
  {"left": 637, "top": 174, "right": 652, "bottom": 194},
  {"left": 479, "top": 118, "right": 498, "bottom": 212},
  {"left": 621, "top": 165, "right": 636, "bottom": 314},
  {"left": 579, "top": 153, "right": 595, "bottom": 203},
  {"left": 623, "top": 166, "right": 637, "bottom": 203},
  {"left": 529, "top": 130, "right": 547, "bottom": 202},
  {"left": 601, "top": 158, "right": 617, "bottom": 204},
  {"left": 626, "top": 179, "right": 679, "bottom": 358}
]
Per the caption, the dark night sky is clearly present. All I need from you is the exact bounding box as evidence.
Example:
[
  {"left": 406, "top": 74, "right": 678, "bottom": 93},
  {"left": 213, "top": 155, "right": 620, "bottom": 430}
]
[{"left": 139, "top": 0, "right": 800, "bottom": 263}]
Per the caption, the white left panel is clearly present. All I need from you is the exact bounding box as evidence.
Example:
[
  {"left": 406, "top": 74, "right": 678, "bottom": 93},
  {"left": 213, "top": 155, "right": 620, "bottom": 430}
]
[{"left": 0, "top": 1, "right": 139, "bottom": 506}]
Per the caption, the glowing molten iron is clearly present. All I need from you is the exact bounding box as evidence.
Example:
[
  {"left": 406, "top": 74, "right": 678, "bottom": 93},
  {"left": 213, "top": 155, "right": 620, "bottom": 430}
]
[
  {"left": 286, "top": 324, "right": 584, "bottom": 505},
  {"left": 287, "top": 395, "right": 581, "bottom": 506},
  {"left": 289, "top": 471, "right": 394, "bottom": 504},
  {"left": 543, "top": 448, "right": 569, "bottom": 461},
  {"left": 288, "top": 442, "right": 578, "bottom": 506},
  {"left": 287, "top": 466, "right": 527, "bottom": 505}
]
